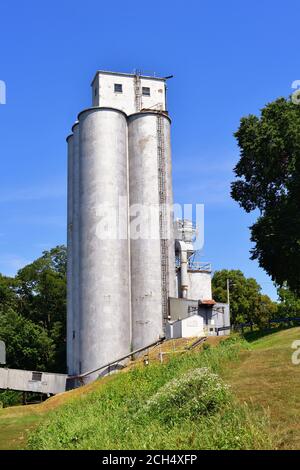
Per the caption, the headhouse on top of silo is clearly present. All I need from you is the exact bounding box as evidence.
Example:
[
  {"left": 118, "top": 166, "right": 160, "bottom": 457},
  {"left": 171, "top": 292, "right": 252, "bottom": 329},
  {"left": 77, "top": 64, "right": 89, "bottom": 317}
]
[{"left": 91, "top": 70, "right": 167, "bottom": 115}]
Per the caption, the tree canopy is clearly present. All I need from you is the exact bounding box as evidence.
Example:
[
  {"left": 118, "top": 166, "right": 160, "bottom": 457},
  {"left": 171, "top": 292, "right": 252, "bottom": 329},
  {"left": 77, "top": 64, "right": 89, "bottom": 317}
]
[
  {"left": 277, "top": 285, "right": 300, "bottom": 319},
  {"left": 212, "top": 269, "right": 277, "bottom": 326},
  {"left": 0, "top": 246, "right": 67, "bottom": 373},
  {"left": 231, "top": 97, "right": 300, "bottom": 294},
  {"left": 0, "top": 309, "right": 55, "bottom": 371}
]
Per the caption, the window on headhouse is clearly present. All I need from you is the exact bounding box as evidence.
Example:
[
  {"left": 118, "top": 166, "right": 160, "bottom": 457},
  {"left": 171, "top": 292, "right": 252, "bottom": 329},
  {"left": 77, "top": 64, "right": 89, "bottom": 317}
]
[
  {"left": 142, "top": 87, "right": 150, "bottom": 96},
  {"left": 32, "top": 372, "right": 42, "bottom": 382},
  {"left": 114, "top": 83, "right": 123, "bottom": 93}
]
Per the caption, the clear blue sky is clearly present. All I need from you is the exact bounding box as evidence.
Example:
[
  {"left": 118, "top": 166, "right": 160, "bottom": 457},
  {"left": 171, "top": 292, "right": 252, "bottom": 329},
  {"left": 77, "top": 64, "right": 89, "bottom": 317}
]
[{"left": 0, "top": 0, "right": 299, "bottom": 299}]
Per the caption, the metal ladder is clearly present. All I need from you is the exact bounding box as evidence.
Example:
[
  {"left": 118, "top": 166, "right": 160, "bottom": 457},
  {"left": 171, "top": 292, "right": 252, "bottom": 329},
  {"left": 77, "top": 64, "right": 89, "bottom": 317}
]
[
  {"left": 134, "top": 72, "right": 142, "bottom": 112},
  {"left": 157, "top": 113, "right": 169, "bottom": 330}
]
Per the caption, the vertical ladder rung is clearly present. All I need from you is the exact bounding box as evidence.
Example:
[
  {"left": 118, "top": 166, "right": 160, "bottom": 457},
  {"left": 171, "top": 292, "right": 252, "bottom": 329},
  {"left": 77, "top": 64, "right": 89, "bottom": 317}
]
[{"left": 157, "top": 113, "right": 169, "bottom": 329}]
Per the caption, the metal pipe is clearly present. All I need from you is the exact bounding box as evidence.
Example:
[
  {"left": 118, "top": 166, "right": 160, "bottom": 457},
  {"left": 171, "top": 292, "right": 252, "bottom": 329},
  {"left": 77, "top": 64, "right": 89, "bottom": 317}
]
[
  {"left": 177, "top": 240, "right": 189, "bottom": 298},
  {"left": 68, "top": 338, "right": 165, "bottom": 380}
]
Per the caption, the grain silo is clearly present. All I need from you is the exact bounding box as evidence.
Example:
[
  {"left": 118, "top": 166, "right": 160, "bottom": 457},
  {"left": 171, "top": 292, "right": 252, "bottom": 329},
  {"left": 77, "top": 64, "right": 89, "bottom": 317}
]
[
  {"left": 66, "top": 133, "right": 74, "bottom": 374},
  {"left": 78, "top": 107, "right": 131, "bottom": 380},
  {"left": 72, "top": 122, "right": 80, "bottom": 375},
  {"left": 67, "top": 71, "right": 176, "bottom": 380},
  {"left": 128, "top": 111, "right": 176, "bottom": 350}
]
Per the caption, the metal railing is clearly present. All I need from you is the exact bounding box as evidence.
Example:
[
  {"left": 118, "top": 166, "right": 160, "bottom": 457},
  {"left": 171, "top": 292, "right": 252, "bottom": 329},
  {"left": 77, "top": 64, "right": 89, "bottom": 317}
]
[
  {"left": 186, "top": 336, "right": 207, "bottom": 350},
  {"left": 188, "top": 261, "right": 212, "bottom": 271},
  {"left": 175, "top": 257, "right": 212, "bottom": 272},
  {"left": 67, "top": 338, "right": 165, "bottom": 385}
]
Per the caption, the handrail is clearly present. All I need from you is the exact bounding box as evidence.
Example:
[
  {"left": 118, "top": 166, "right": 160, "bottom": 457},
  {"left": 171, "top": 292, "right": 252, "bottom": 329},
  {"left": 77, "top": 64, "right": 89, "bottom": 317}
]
[
  {"left": 188, "top": 261, "right": 212, "bottom": 271},
  {"left": 186, "top": 336, "right": 207, "bottom": 350},
  {"left": 68, "top": 337, "right": 165, "bottom": 380}
]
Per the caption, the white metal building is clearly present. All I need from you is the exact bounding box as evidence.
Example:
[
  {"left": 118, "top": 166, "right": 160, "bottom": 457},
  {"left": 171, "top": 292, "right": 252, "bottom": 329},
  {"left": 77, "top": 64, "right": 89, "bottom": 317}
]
[
  {"left": 166, "top": 314, "right": 204, "bottom": 339},
  {"left": 0, "top": 368, "right": 67, "bottom": 395},
  {"left": 91, "top": 70, "right": 167, "bottom": 114}
]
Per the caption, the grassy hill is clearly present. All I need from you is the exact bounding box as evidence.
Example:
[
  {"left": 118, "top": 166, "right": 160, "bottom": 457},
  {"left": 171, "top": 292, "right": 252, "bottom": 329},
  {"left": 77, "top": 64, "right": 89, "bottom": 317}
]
[
  {"left": 0, "top": 327, "right": 299, "bottom": 450},
  {"left": 223, "top": 327, "right": 300, "bottom": 449}
]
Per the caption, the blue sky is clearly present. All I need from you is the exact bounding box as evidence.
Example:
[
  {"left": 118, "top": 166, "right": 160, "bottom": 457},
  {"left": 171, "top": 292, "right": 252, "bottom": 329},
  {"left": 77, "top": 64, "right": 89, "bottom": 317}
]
[{"left": 0, "top": 0, "right": 299, "bottom": 299}]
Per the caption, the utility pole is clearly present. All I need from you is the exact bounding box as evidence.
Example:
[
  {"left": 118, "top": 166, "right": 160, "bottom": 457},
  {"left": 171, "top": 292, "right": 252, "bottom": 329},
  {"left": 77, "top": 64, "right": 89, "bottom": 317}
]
[
  {"left": 226, "top": 278, "right": 230, "bottom": 308},
  {"left": 226, "top": 278, "right": 231, "bottom": 332}
]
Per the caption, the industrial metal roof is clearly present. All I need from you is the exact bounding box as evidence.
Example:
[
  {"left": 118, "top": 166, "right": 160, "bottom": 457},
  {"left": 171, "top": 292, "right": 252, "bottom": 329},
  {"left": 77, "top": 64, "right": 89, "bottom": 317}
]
[{"left": 91, "top": 70, "right": 168, "bottom": 85}]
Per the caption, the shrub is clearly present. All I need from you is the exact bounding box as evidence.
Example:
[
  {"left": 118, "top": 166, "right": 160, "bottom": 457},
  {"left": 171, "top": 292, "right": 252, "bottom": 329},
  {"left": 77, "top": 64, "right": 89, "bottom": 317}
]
[
  {"left": 0, "top": 390, "right": 22, "bottom": 408},
  {"left": 141, "top": 367, "right": 230, "bottom": 424}
]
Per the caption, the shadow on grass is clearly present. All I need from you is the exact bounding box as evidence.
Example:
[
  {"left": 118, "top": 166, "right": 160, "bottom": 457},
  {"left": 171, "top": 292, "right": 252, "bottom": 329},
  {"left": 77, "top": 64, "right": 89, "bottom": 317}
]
[{"left": 243, "top": 325, "right": 294, "bottom": 343}]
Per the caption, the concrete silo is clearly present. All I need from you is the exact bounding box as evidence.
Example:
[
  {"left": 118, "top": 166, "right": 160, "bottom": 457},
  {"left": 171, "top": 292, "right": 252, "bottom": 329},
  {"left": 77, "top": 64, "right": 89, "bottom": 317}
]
[
  {"left": 128, "top": 111, "right": 176, "bottom": 350},
  {"left": 67, "top": 71, "right": 176, "bottom": 380},
  {"left": 66, "top": 133, "right": 74, "bottom": 375},
  {"left": 77, "top": 107, "right": 131, "bottom": 380},
  {"left": 72, "top": 122, "right": 80, "bottom": 375},
  {"left": 66, "top": 124, "right": 81, "bottom": 376}
]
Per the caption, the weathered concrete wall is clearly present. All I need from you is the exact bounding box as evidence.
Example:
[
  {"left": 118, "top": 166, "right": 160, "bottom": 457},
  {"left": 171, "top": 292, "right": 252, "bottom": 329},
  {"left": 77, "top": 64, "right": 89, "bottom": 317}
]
[
  {"left": 187, "top": 271, "right": 212, "bottom": 300},
  {"left": 169, "top": 297, "right": 198, "bottom": 322},
  {"left": 168, "top": 314, "right": 204, "bottom": 339},
  {"left": 128, "top": 113, "right": 163, "bottom": 350},
  {"left": 162, "top": 116, "right": 177, "bottom": 301},
  {"left": 67, "top": 71, "right": 176, "bottom": 380},
  {"left": 92, "top": 71, "right": 166, "bottom": 114},
  {"left": 66, "top": 134, "right": 74, "bottom": 375},
  {"left": 181, "top": 314, "right": 204, "bottom": 338},
  {"left": 72, "top": 123, "right": 80, "bottom": 375},
  {"left": 78, "top": 108, "right": 131, "bottom": 380},
  {"left": 213, "top": 303, "right": 230, "bottom": 335}
]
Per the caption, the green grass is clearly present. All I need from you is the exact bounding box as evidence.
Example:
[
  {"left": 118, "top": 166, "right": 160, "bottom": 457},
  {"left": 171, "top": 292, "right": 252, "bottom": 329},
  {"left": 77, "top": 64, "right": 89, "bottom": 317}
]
[
  {"left": 244, "top": 325, "right": 299, "bottom": 350},
  {"left": 0, "top": 408, "right": 42, "bottom": 450},
  {"left": 27, "top": 337, "right": 271, "bottom": 450},
  {"left": 222, "top": 326, "right": 300, "bottom": 449},
  {"left": 2, "top": 327, "right": 300, "bottom": 450}
]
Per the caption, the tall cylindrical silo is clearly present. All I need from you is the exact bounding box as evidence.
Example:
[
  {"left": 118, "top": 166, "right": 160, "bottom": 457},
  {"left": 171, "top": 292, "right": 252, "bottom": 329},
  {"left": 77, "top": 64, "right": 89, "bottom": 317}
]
[
  {"left": 72, "top": 122, "right": 80, "bottom": 376},
  {"left": 78, "top": 107, "right": 131, "bottom": 380},
  {"left": 66, "top": 133, "right": 74, "bottom": 375},
  {"left": 160, "top": 114, "right": 177, "bottom": 303},
  {"left": 128, "top": 111, "right": 176, "bottom": 350}
]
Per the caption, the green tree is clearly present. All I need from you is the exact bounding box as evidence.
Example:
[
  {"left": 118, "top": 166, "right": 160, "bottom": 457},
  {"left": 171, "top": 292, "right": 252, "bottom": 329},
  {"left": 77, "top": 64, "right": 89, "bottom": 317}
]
[
  {"left": 0, "top": 274, "right": 17, "bottom": 313},
  {"left": 0, "top": 309, "right": 55, "bottom": 371},
  {"left": 251, "top": 294, "right": 278, "bottom": 328},
  {"left": 16, "top": 246, "right": 66, "bottom": 328},
  {"left": 212, "top": 269, "right": 276, "bottom": 326},
  {"left": 15, "top": 246, "right": 67, "bottom": 371},
  {"left": 277, "top": 286, "right": 300, "bottom": 319},
  {"left": 231, "top": 97, "right": 300, "bottom": 294}
]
